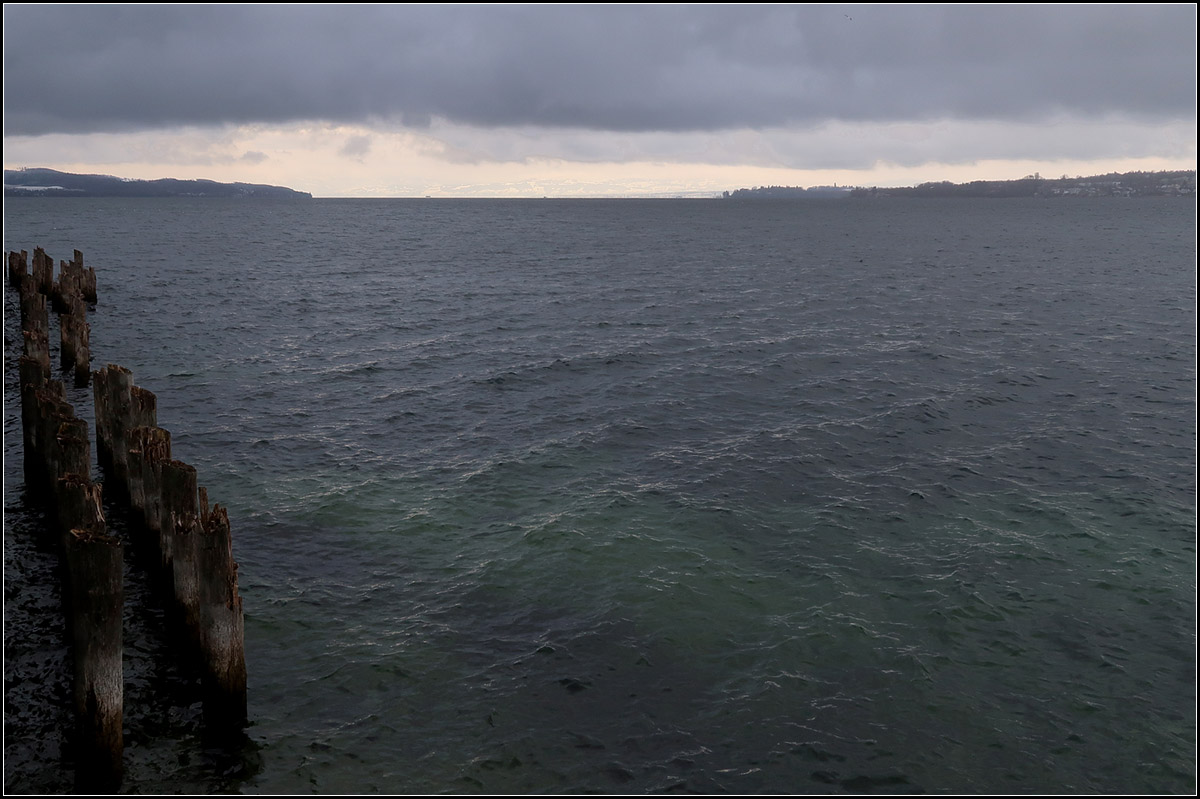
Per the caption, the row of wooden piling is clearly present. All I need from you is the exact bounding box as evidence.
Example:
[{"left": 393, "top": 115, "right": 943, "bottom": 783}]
[
  {"left": 8, "top": 248, "right": 245, "bottom": 787},
  {"left": 93, "top": 364, "right": 248, "bottom": 728},
  {"left": 9, "top": 248, "right": 95, "bottom": 387},
  {"left": 8, "top": 246, "right": 98, "bottom": 305},
  {"left": 12, "top": 248, "right": 122, "bottom": 782}
]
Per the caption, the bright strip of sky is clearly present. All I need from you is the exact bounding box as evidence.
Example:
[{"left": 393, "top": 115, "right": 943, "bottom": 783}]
[{"left": 3, "top": 4, "right": 1195, "bottom": 197}]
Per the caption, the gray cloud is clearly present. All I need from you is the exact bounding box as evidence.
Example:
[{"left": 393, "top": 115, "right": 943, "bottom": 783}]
[
  {"left": 3, "top": 5, "right": 1195, "bottom": 137},
  {"left": 339, "top": 135, "right": 372, "bottom": 159},
  {"left": 416, "top": 114, "right": 1195, "bottom": 173}
]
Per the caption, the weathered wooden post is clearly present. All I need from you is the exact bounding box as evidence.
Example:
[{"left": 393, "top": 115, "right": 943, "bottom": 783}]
[
  {"left": 18, "top": 354, "right": 47, "bottom": 396},
  {"left": 19, "top": 282, "right": 53, "bottom": 396},
  {"left": 19, "top": 356, "right": 49, "bottom": 481},
  {"left": 120, "top": 385, "right": 157, "bottom": 495},
  {"left": 51, "top": 252, "right": 96, "bottom": 310},
  {"left": 197, "top": 495, "right": 247, "bottom": 726},
  {"left": 92, "top": 367, "right": 114, "bottom": 465},
  {"left": 161, "top": 460, "right": 200, "bottom": 621},
  {"left": 74, "top": 250, "right": 98, "bottom": 304},
  {"left": 130, "top": 387, "right": 158, "bottom": 437},
  {"left": 52, "top": 259, "right": 75, "bottom": 313},
  {"left": 28, "top": 382, "right": 72, "bottom": 488},
  {"left": 49, "top": 415, "right": 92, "bottom": 497},
  {"left": 28, "top": 405, "right": 90, "bottom": 513},
  {"left": 174, "top": 516, "right": 203, "bottom": 636},
  {"left": 23, "top": 329, "right": 51, "bottom": 384},
  {"left": 126, "top": 427, "right": 149, "bottom": 517},
  {"left": 56, "top": 475, "right": 106, "bottom": 549},
  {"left": 93, "top": 365, "right": 137, "bottom": 489},
  {"left": 8, "top": 249, "right": 28, "bottom": 286},
  {"left": 64, "top": 523, "right": 123, "bottom": 786},
  {"left": 60, "top": 293, "right": 92, "bottom": 387},
  {"left": 20, "top": 277, "right": 49, "bottom": 338},
  {"left": 31, "top": 247, "right": 54, "bottom": 295},
  {"left": 82, "top": 268, "right": 98, "bottom": 305},
  {"left": 127, "top": 426, "right": 171, "bottom": 532},
  {"left": 141, "top": 428, "right": 171, "bottom": 537}
]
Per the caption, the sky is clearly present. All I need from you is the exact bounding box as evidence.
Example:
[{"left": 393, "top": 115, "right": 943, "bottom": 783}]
[{"left": 3, "top": 4, "right": 1196, "bottom": 198}]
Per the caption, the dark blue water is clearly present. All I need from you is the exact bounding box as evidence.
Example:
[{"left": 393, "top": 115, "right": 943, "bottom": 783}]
[{"left": 4, "top": 197, "right": 1195, "bottom": 793}]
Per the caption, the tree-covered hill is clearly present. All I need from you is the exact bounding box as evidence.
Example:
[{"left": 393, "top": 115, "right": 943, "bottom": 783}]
[{"left": 4, "top": 168, "right": 312, "bottom": 199}]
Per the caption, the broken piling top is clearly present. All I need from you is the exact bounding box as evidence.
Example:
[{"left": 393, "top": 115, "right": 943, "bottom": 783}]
[
  {"left": 56, "top": 476, "right": 106, "bottom": 548},
  {"left": 22, "top": 329, "right": 52, "bottom": 381},
  {"left": 24, "top": 381, "right": 88, "bottom": 489},
  {"left": 196, "top": 497, "right": 247, "bottom": 726},
  {"left": 7, "top": 249, "right": 29, "bottom": 286},
  {"left": 74, "top": 250, "right": 98, "bottom": 304},
  {"left": 8, "top": 247, "right": 97, "bottom": 302},
  {"left": 92, "top": 364, "right": 137, "bottom": 478},
  {"left": 160, "top": 458, "right": 198, "bottom": 571},
  {"left": 31, "top": 247, "right": 54, "bottom": 294},
  {"left": 127, "top": 425, "right": 172, "bottom": 532},
  {"left": 53, "top": 249, "right": 98, "bottom": 307},
  {"left": 19, "top": 279, "right": 49, "bottom": 337}
]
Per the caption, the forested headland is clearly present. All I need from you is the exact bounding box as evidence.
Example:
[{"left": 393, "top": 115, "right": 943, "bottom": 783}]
[
  {"left": 4, "top": 168, "right": 312, "bottom": 199},
  {"left": 725, "top": 170, "right": 1196, "bottom": 199}
]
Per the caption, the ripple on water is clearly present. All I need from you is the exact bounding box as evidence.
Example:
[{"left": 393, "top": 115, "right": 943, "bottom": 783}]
[{"left": 3, "top": 197, "right": 1195, "bottom": 794}]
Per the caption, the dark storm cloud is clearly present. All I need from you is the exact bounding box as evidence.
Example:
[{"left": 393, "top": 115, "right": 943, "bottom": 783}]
[{"left": 3, "top": 4, "right": 1194, "bottom": 137}]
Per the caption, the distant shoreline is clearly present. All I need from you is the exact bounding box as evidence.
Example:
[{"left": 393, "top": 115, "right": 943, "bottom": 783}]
[
  {"left": 725, "top": 169, "right": 1196, "bottom": 199},
  {"left": 3, "top": 168, "right": 312, "bottom": 199},
  {"left": 5, "top": 167, "right": 1194, "bottom": 200}
]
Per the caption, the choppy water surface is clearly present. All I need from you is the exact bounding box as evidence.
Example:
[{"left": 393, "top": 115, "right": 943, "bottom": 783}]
[{"left": 4, "top": 197, "right": 1195, "bottom": 793}]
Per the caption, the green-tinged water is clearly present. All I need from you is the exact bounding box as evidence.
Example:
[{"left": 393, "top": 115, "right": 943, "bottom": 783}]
[{"left": 4, "top": 197, "right": 1195, "bottom": 793}]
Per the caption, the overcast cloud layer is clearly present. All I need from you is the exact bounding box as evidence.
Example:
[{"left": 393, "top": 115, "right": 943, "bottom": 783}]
[{"left": 4, "top": 4, "right": 1196, "bottom": 137}]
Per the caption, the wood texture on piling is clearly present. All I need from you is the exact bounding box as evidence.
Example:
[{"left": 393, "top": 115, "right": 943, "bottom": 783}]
[
  {"left": 92, "top": 367, "right": 112, "bottom": 465},
  {"left": 56, "top": 476, "right": 106, "bottom": 549},
  {"left": 52, "top": 260, "right": 76, "bottom": 314},
  {"left": 129, "top": 385, "right": 157, "bottom": 431},
  {"left": 126, "top": 427, "right": 150, "bottom": 517},
  {"left": 94, "top": 365, "right": 134, "bottom": 487},
  {"left": 10, "top": 242, "right": 250, "bottom": 746},
  {"left": 134, "top": 427, "right": 171, "bottom": 536},
  {"left": 7, "top": 249, "right": 28, "bottom": 286},
  {"left": 51, "top": 416, "right": 91, "bottom": 484},
  {"left": 117, "top": 386, "right": 158, "bottom": 499},
  {"left": 28, "top": 382, "right": 72, "bottom": 488},
  {"left": 59, "top": 293, "right": 91, "bottom": 387},
  {"left": 65, "top": 524, "right": 123, "bottom": 784},
  {"left": 23, "top": 329, "right": 51, "bottom": 382},
  {"left": 81, "top": 266, "right": 98, "bottom": 304},
  {"left": 161, "top": 459, "right": 199, "bottom": 615},
  {"left": 19, "top": 279, "right": 49, "bottom": 339},
  {"left": 196, "top": 498, "right": 247, "bottom": 725},
  {"left": 72, "top": 250, "right": 98, "bottom": 304},
  {"left": 12, "top": 246, "right": 132, "bottom": 781},
  {"left": 31, "top": 247, "right": 54, "bottom": 295}
]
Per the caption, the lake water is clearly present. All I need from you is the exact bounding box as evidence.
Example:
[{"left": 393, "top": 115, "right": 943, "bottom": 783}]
[{"left": 3, "top": 196, "right": 1195, "bottom": 794}]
